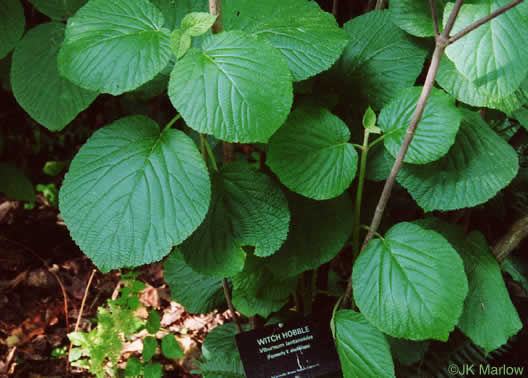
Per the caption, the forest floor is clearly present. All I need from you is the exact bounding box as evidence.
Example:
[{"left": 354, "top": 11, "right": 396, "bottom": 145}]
[{"left": 0, "top": 194, "right": 234, "bottom": 377}]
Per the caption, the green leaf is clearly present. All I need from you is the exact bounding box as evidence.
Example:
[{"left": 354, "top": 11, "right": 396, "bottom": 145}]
[
  {"left": 164, "top": 249, "right": 225, "bottom": 313},
  {"left": 180, "top": 161, "right": 290, "bottom": 277},
  {"left": 512, "top": 105, "right": 528, "bottom": 132},
  {"left": 181, "top": 12, "right": 217, "bottom": 36},
  {"left": 389, "top": 0, "right": 447, "bottom": 37},
  {"left": 416, "top": 219, "right": 522, "bottom": 353},
  {"left": 337, "top": 10, "right": 427, "bottom": 110},
  {"left": 170, "top": 29, "right": 191, "bottom": 59},
  {"left": 444, "top": 0, "right": 528, "bottom": 98},
  {"left": 353, "top": 222, "right": 468, "bottom": 341},
  {"left": 58, "top": 0, "right": 172, "bottom": 95},
  {"left": 223, "top": 0, "right": 348, "bottom": 82},
  {"left": 232, "top": 255, "right": 296, "bottom": 317},
  {"left": 124, "top": 357, "right": 143, "bottom": 376},
  {"left": 201, "top": 323, "right": 244, "bottom": 376},
  {"left": 142, "top": 336, "right": 158, "bottom": 362},
  {"left": 11, "top": 23, "right": 97, "bottom": 131},
  {"left": 267, "top": 107, "right": 358, "bottom": 200},
  {"left": 436, "top": 57, "right": 528, "bottom": 114},
  {"left": 397, "top": 109, "right": 519, "bottom": 211},
  {"left": 28, "top": 0, "right": 88, "bottom": 20},
  {"left": 502, "top": 257, "right": 528, "bottom": 293},
  {"left": 365, "top": 142, "right": 393, "bottom": 182},
  {"left": 169, "top": 31, "right": 292, "bottom": 143},
  {"left": 59, "top": 115, "right": 211, "bottom": 272},
  {"left": 150, "top": 0, "right": 208, "bottom": 30},
  {"left": 146, "top": 309, "right": 161, "bottom": 334},
  {"left": 378, "top": 87, "right": 461, "bottom": 164},
  {"left": 0, "top": 0, "right": 24, "bottom": 59},
  {"left": 362, "top": 106, "right": 377, "bottom": 131},
  {"left": 161, "top": 334, "right": 184, "bottom": 359},
  {"left": 334, "top": 310, "right": 395, "bottom": 377},
  {"left": 264, "top": 192, "right": 353, "bottom": 278},
  {"left": 67, "top": 331, "right": 89, "bottom": 348},
  {"left": 144, "top": 362, "right": 162, "bottom": 378},
  {"left": 0, "top": 163, "right": 35, "bottom": 202},
  {"left": 43, "top": 161, "right": 67, "bottom": 177}
]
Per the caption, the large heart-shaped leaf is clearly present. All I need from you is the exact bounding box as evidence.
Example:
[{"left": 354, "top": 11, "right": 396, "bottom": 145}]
[
  {"left": 169, "top": 31, "right": 293, "bottom": 143},
  {"left": 389, "top": 0, "right": 447, "bottom": 37},
  {"left": 337, "top": 10, "right": 427, "bottom": 110},
  {"left": 180, "top": 161, "right": 290, "bottom": 278},
  {"left": 59, "top": 115, "right": 211, "bottom": 272},
  {"left": 58, "top": 0, "right": 172, "bottom": 95},
  {"left": 28, "top": 0, "right": 88, "bottom": 20},
  {"left": 11, "top": 23, "right": 97, "bottom": 131},
  {"left": 264, "top": 192, "right": 353, "bottom": 278},
  {"left": 416, "top": 219, "right": 522, "bottom": 354},
  {"left": 444, "top": 0, "right": 528, "bottom": 98},
  {"left": 0, "top": 0, "right": 25, "bottom": 59},
  {"left": 267, "top": 107, "right": 358, "bottom": 200},
  {"left": 232, "top": 255, "right": 296, "bottom": 317},
  {"left": 436, "top": 58, "right": 528, "bottom": 114},
  {"left": 397, "top": 109, "right": 519, "bottom": 211},
  {"left": 378, "top": 87, "right": 461, "bottom": 164},
  {"left": 223, "top": 0, "right": 348, "bottom": 82},
  {"left": 164, "top": 249, "right": 225, "bottom": 314},
  {"left": 199, "top": 323, "right": 245, "bottom": 377},
  {"left": 334, "top": 310, "right": 395, "bottom": 377},
  {"left": 353, "top": 222, "right": 468, "bottom": 341}
]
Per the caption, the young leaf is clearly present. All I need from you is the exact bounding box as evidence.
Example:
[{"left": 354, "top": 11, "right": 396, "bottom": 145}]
[
  {"left": 58, "top": 0, "right": 172, "bottom": 95},
  {"left": 169, "top": 31, "right": 293, "bottom": 143},
  {"left": 161, "top": 334, "right": 184, "bottom": 359},
  {"left": 146, "top": 309, "right": 161, "bottom": 334},
  {"left": 124, "top": 357, "right": 143, "bottom": 376},
  {"left": 181, "top": 12, "right": 217, "bottom": 36},
  {"left": 231, "top": 255, "right": 296, "bottom": 318},
  {"left": 416, "top": 219, "right": 522, "bottom": 354},
  {"left": 59, "top": 115, "right": 211, "bottom": 272},
  {"left": 362, "top": 106, "right": 377, "bottom": 131},
  {"left": 170, "top": 29, "right": 191, "bottom": 59},
  {"left": 379, "top": 87, "right": 461, "bottom": 164},
  {"left": 11, "top": 23, "right": 97, "bottom": 131},
  {"left": 223, "top": 0, "right": 348, "bottom": 82},
  {"left": 267, "top": 107, "right": 358, "bottom": 200},
  {"left": 180, "top": 161, "right": 290, "bottom": 277},
  {"left": 389, "top": 0, "right": 448, "bottom": 37},
  {"left": 142, "top": 336, "right": 158, "bottom": 362},
  {"left": 28, "top": 0, "right": 88, "bottom": 20},
  {"left": 0, "top": 0, "right": 24, "bottom": 60},
  {"left": 352, "top": 222, "right": 468, "bottom": 341},
  {"left": 337, "top": 10, "right": 427, "bottom": 110},
  {"left": 164, "top": 249, "right": 225, "bottom": 313},
  {"left": 444, "top": 0, "right": 528, "bottom": 98},
  {"left": 263, "top": 192, "right": 353, "bottom": 279},
  {"left": 144, "top": 362, "right": 162, "bottom": 378},
  {"left": 0, "top": 163, "right": 35, "bottom": 202},
  {"left": 334, "top": 310, "right": 395, "bottom": 377},
  {"left": 397, "top": 109, "right": 519, "bottom": 211}
]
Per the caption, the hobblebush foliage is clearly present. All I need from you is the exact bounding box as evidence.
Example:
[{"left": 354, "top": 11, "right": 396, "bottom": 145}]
[{"left": 1, "top": 0, "right": 527, "bottom": 376}]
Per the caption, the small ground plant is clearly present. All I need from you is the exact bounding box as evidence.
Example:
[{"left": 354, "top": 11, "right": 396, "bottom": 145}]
[{"left": 1, "top": 0, "right": 528, "bottom": 376}]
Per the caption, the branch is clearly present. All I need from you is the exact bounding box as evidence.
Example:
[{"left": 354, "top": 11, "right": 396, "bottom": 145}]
[
  {"left": 442, "top": 0, "right": 465, "bottom": 38},
  {"left": 222, "top": 278, "right": 242, "bottom": 333},
  {"left": 448, "top": 0, "right": 525, "bottom": 45},
  {"left": 375, "top": 0, "right": 387, "bottom": 10},
  {"left": 332, "top": 0, "right": 338, "bottom": 17},
  {"left": 493, "top": 215, "right": 528, "bottom": 263},
  {"left": 429, "top": 0, "right": 440, "bottom": 36},
  {"left": 208, "top": 0, "right": 222, "bottom": 34}
]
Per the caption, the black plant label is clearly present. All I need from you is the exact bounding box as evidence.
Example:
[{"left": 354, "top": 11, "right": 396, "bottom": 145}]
[{"left": 235, "top": 316, "right": 342, "bottom": 378}]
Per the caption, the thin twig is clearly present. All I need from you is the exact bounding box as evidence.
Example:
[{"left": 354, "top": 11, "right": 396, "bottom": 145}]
[
  {"left": 443, "top": 0, "right": 465, "bottom": 39},
  {"left": 448, "top": 0, "right": 525, "bottom": 45},
  {"left": 493, "top": 215, "right": 528, "bottom": 263},
  {"left": 375, "top": 0, "right": 387, "bottom": 10},
  {"left": 208, "top": 0, "right": 222, "bottom": 34},
  {"left": 429, "top": 0, "right": 440, "bottom": 36},
  {"left": 222, "top": 278, "right": 242, "bottom": 333},
  {"left": 332, "top": 0, "right": 338, "bottom": 17},
  {"left": 67, "top": 269, "right": 96, "bottom": 366}
]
